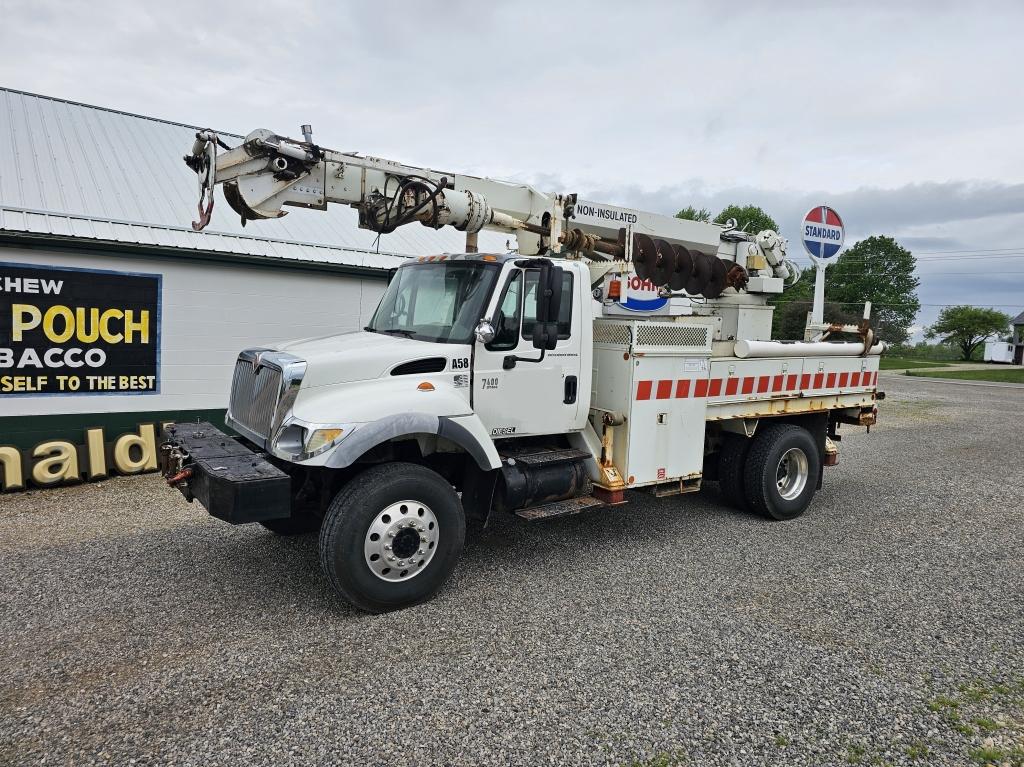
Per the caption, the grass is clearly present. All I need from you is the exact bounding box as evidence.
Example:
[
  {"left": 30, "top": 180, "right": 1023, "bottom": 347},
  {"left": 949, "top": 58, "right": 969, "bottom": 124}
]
[
  {"left": 774, "top": 734, "right": 790, "bottom": 747},
  {"left": 905, "top": 741, "right": 931, "bottom": 760},
  {"left": 628, "top": 750, "right": 687, "bottom": 767},
  {"left": 846, "top": 743, "right": 867, "bottom": 763},
  {"left": 969, "top": 744, "right": 1024, "bottom": 765},
  {"left": 905, "top": 368, "right": 1024, "bottom": 384},
  {"left": 928, "top": 695, "right": 960, "bottom": 712},
  {"left": 971, "top": 717, "right": 1001, "bottom": 733},
  {"left": 951, "top": 720, "right": 976, "bottom": 736},
  {"left": 878, "top": 356, "right": 952, "bottom": 370}
]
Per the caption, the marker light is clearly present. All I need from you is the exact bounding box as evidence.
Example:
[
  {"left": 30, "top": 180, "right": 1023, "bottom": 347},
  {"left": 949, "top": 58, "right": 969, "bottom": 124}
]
[
  {"left": 417, "top": 382, "right": 435, "bottom": 391},
  {"left": 607, "top": 278, "right": 622, "bottom": 301}
]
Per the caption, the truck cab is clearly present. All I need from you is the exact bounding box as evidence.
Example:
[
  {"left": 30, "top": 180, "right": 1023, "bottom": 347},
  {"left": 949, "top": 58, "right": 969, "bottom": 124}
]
[{"left": 223, "top": 253, "right": 593, "bottom": 467}]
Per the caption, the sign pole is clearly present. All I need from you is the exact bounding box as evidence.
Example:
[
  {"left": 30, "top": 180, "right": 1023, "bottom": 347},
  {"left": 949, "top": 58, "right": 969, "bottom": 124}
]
[{"left": 811, "top": 257, "right": 827, "bottom": 325}]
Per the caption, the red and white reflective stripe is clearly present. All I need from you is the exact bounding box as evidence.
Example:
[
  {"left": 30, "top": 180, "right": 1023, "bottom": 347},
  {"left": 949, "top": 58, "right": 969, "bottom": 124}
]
[{"left": 635, "top": 371, "right": 877, "bottom": 400}]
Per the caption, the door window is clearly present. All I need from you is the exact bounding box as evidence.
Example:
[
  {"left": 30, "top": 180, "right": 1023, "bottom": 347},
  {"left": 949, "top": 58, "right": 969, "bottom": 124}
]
[
  {"left": 486, "top": 272, "right": 523, "bottom": 351},
  {"left": 522, "top": 270, "right": 573, "bottom": 341}
]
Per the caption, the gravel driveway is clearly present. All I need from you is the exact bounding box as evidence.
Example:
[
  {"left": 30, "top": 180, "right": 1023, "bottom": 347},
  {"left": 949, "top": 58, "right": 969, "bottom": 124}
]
[{"left": 1, "top": 375, "right": 1022, "bottom": 766}]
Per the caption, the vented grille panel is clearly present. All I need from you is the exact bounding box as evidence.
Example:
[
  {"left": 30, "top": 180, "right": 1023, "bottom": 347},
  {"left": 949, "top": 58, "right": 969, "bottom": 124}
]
[
  {"left": 593, "top": 322, "right": 632, "bottom": 345},
  {"left": 229, "top": 359, "right": 282, "bottom": 440},
  {"left": 635, "top": 324, "right": 710, "bottom": 349},
  {"left": 391, "top": 357, "right": 447, "bottom": 375}
]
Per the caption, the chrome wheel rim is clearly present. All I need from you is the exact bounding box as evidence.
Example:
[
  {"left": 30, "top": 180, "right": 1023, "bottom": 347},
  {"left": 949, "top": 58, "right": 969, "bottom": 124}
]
[
  {"left": 776, "top": 448, "right": 809, "bottom": 501},
  {"left": 364, "top": 500, "right": 439, "bottom": 582}
]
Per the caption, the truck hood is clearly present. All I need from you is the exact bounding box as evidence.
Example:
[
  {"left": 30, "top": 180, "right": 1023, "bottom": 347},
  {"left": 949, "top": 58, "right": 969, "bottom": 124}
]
[{"left": 275, "top": 330, "right": 468, "bottom": 388}]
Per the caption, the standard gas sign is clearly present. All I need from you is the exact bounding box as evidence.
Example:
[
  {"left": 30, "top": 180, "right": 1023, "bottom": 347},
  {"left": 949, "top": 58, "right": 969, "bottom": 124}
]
[
  {"left": 801, "top": 206, "right": 845, "bottom": 261},
  {"left": 0, "top": 262, "right": 161, "bottom": 395}
]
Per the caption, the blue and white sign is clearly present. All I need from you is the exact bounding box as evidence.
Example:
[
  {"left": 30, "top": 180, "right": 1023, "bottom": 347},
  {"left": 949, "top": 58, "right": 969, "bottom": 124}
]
[
  {"left": 621, "top": 273, "right": 668, "bottom": 312},
  {"left": 802, "top": 206, "right": 845, "bottom": 261}
]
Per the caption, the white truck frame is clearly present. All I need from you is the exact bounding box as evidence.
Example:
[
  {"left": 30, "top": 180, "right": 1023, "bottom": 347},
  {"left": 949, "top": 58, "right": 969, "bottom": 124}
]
[{"left": 160, "top": 126, "right": 883, "bottom": 612}]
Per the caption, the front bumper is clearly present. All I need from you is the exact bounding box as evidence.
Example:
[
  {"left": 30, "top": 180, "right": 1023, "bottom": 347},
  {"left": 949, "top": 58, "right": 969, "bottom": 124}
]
[{"left": 159, "top": 421, "right": 291, "bottom": 524}]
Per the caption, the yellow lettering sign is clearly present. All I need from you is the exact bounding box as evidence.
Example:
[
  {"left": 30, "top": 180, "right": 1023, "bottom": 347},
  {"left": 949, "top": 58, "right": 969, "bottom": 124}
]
[
  {"left": 75, "top": 307, "right": 101, "bottom": 343},
  {"left": 113, "top": 424, "right": 157, "bottom": 474},
  {"left": 11, "top": 304, "right": 41, "bottom": 341},
  {"left": 0, "top": 446, "right": 24, "bottom": 491},
  {"left": 85, "top": 428, "right": 107, "bottom": 479},
  {"left": 100, "top": 308, "right": 124, "bottom": 343},
  {"left": 124, "top": 309, "right": 150, "bottom": 344},
  {"left": 42, "top": 305, "right": 75, "bottom": 343},
  {"left": 31, "top": 441, "right": 80, "bottom": 485}
]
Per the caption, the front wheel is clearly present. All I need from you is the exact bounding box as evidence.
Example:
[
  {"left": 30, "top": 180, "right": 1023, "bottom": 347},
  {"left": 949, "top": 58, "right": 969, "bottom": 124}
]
[
  {"left": 318, "top": 462, "right": 466, "bottom": 613},
  {"left": 742, "top": 423, "right": 820, "bottom": 521}
]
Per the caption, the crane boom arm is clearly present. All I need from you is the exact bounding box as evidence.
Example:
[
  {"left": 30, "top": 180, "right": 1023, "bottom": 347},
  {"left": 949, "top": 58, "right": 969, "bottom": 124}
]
[{"left": 185, "top": 126, "right": 800, "bottom": 294}]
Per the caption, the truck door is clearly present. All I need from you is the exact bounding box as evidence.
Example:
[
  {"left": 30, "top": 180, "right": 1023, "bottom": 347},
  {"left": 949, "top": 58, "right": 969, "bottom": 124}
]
[{"left": 473, "top": 265, "right": 583, "bottom": 438}]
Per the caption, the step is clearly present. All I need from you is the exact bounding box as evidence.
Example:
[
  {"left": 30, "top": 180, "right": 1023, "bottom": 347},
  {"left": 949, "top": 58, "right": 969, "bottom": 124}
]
[
  {"left": 506, "top": 448, "right": 592, "bottom": 468},
  {"left": 514, "top": 495, "right": 606, "bottom": 521}
]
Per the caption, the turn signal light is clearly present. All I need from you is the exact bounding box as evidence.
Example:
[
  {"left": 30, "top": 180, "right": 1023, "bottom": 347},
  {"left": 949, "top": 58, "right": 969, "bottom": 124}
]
[{"left": 417, "top": 382, "right": 435, "bottom": 391}]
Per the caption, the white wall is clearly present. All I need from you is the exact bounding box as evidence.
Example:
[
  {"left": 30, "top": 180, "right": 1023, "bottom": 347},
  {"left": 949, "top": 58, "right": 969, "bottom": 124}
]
[{"left": 1, "top": 247, "right": 386, "bottom": 416}]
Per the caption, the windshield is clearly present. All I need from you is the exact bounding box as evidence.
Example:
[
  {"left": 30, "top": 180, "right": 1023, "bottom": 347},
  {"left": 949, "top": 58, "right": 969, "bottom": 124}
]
[{"left": 367, "top": 261, "right": 500, "bottom": 344}]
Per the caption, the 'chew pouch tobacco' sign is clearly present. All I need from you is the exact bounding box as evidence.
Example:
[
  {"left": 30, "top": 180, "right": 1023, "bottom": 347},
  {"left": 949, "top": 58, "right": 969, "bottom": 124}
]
[{"left": 0, "top": 262, "right": 161, "bottom": 396}]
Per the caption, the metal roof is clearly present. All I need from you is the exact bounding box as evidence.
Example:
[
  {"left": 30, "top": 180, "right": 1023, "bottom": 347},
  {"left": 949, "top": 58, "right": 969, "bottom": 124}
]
[
  {"left": 0, "top": 87, "right": 510, "bottom": 269},
  {"left": 1012, "top": 310, "right": 1024, "bottom": 325}
]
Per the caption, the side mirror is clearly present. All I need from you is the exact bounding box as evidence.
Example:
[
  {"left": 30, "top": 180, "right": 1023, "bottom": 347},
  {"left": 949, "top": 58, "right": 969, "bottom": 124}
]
[
  {"left": 531, "top": 262, "right": 563, "bottom": 351},
  {"left": 474, "top": 319, "right": 495, "bottom": 344}
]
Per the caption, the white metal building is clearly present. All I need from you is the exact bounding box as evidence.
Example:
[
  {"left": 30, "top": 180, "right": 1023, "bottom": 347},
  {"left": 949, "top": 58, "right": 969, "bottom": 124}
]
[{"left": 0, "top": 87, "right": 505, "bottom": 485}]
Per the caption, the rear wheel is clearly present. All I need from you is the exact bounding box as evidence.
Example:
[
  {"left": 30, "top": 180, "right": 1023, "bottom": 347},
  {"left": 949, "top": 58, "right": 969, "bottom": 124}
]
[
  {"left": 318, "top": 462, "right": 465, "bottom": 613},
  {"left": 717, "top": 433, "right": 752, "bottom": 511},
  {"left": 743, "top": 423, "right": 820, "bottom": 521}
]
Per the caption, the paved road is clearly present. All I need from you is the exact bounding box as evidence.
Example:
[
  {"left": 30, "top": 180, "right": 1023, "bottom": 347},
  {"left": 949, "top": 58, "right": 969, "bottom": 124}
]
[
  {"left": 881, "top": 371, "right": 1024, "bottom": 390},
  {"left": 1, "top": 376, "right": 1022, "bottom": 766}
]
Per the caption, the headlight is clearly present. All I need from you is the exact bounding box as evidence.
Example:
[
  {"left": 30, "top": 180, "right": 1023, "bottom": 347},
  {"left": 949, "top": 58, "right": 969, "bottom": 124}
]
[
  {"left": 272, "top": 422, "right": 355, "bottom": 460},
  {"left": 304, "top": 427, "right": 346, "bottom": 455}
]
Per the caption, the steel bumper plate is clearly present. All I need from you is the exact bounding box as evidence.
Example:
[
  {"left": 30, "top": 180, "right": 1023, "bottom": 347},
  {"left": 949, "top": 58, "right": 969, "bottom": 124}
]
[{"left": 160, "top": 421, "right": 291, "bottom": 524}]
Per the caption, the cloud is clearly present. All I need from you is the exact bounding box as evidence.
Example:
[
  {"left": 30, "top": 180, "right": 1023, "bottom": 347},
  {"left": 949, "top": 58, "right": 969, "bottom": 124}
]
[{"left": 1, "top": 0, "right": 1022, "bottom": 329}]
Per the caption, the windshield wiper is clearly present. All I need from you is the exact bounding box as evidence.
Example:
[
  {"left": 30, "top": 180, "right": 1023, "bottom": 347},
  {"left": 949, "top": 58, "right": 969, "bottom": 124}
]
[
  {"left": 380, "top": 328, "right": 416, "bottom": 338},
  {"left": 363, "top": 326, "right": 377, "bottom": 333}
]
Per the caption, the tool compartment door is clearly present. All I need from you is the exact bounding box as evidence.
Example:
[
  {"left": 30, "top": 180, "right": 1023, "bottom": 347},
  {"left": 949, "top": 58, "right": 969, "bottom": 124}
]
[
  {"left": 626, "top": 354, "right": 709, "bottom": 486},
  {"left": 591, "top": 320, "right": 713, "bottom": 488}
]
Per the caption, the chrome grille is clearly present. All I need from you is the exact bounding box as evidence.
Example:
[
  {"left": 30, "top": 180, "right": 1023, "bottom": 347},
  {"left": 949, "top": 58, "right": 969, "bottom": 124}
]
[{"left": 229, "top": 358, "right": 283, "bottom": 440}]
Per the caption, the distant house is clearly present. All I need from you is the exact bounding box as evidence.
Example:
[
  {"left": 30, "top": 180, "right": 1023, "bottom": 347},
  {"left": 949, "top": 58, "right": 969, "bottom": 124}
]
[{"left": 1014, "top": 311, "right": 1024, "bottom": 365}]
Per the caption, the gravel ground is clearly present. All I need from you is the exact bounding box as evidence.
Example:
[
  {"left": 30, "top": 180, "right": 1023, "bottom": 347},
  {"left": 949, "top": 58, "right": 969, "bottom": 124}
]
[{"left": 1, "top": 375, "right": 1022, "bottom": 767}]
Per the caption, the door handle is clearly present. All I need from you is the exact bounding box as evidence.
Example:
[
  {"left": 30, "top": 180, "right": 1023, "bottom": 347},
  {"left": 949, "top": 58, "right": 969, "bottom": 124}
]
[{"left": 564, "top": 375, "right": 578, "bottom": 404}]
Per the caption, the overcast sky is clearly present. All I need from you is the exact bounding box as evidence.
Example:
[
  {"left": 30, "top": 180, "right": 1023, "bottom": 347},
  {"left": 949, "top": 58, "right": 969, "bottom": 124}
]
[{"left": 1, "top": 0, "right": 1022, "bottom": 335}]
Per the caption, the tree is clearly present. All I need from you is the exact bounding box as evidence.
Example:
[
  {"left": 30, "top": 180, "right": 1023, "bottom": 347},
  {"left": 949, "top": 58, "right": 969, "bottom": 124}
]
[
  {"left": 925, "top": 305, "right": 1011, "bottom": 360},
  {"left": 774, "top": 297, "right": 860, "bottom": 341},
  {"left": 675, "top": 206, "right": 712, "bottom": 222},
  {"left": 769, "top": 235, "right": 920, "bottom": 343},
  {"left": 819, "top": 236, "right": 921, "bottom": 344},
  {"left": 714, "top": 204, "right": 779, "bottom": 235}
]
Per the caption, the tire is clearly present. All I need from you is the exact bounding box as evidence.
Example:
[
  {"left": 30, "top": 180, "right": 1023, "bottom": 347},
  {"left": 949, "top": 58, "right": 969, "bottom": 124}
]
[
  {"left": 318, "top": 462, "right": 465, "bottom": 613},
  {"left": 717, "top": 433, "right": 752, "bottom": 511},
  {"left": 259, "top": 513, "right": 321, "bottom": 536},
  {"left": 742, "top": 423, "right": 820, "bottom": 521}
]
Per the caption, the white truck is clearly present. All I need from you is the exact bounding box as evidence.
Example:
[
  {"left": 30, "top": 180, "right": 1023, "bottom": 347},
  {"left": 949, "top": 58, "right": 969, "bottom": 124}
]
[{"left": 161, "top": 125, "right": 884, "bottom": 612}]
